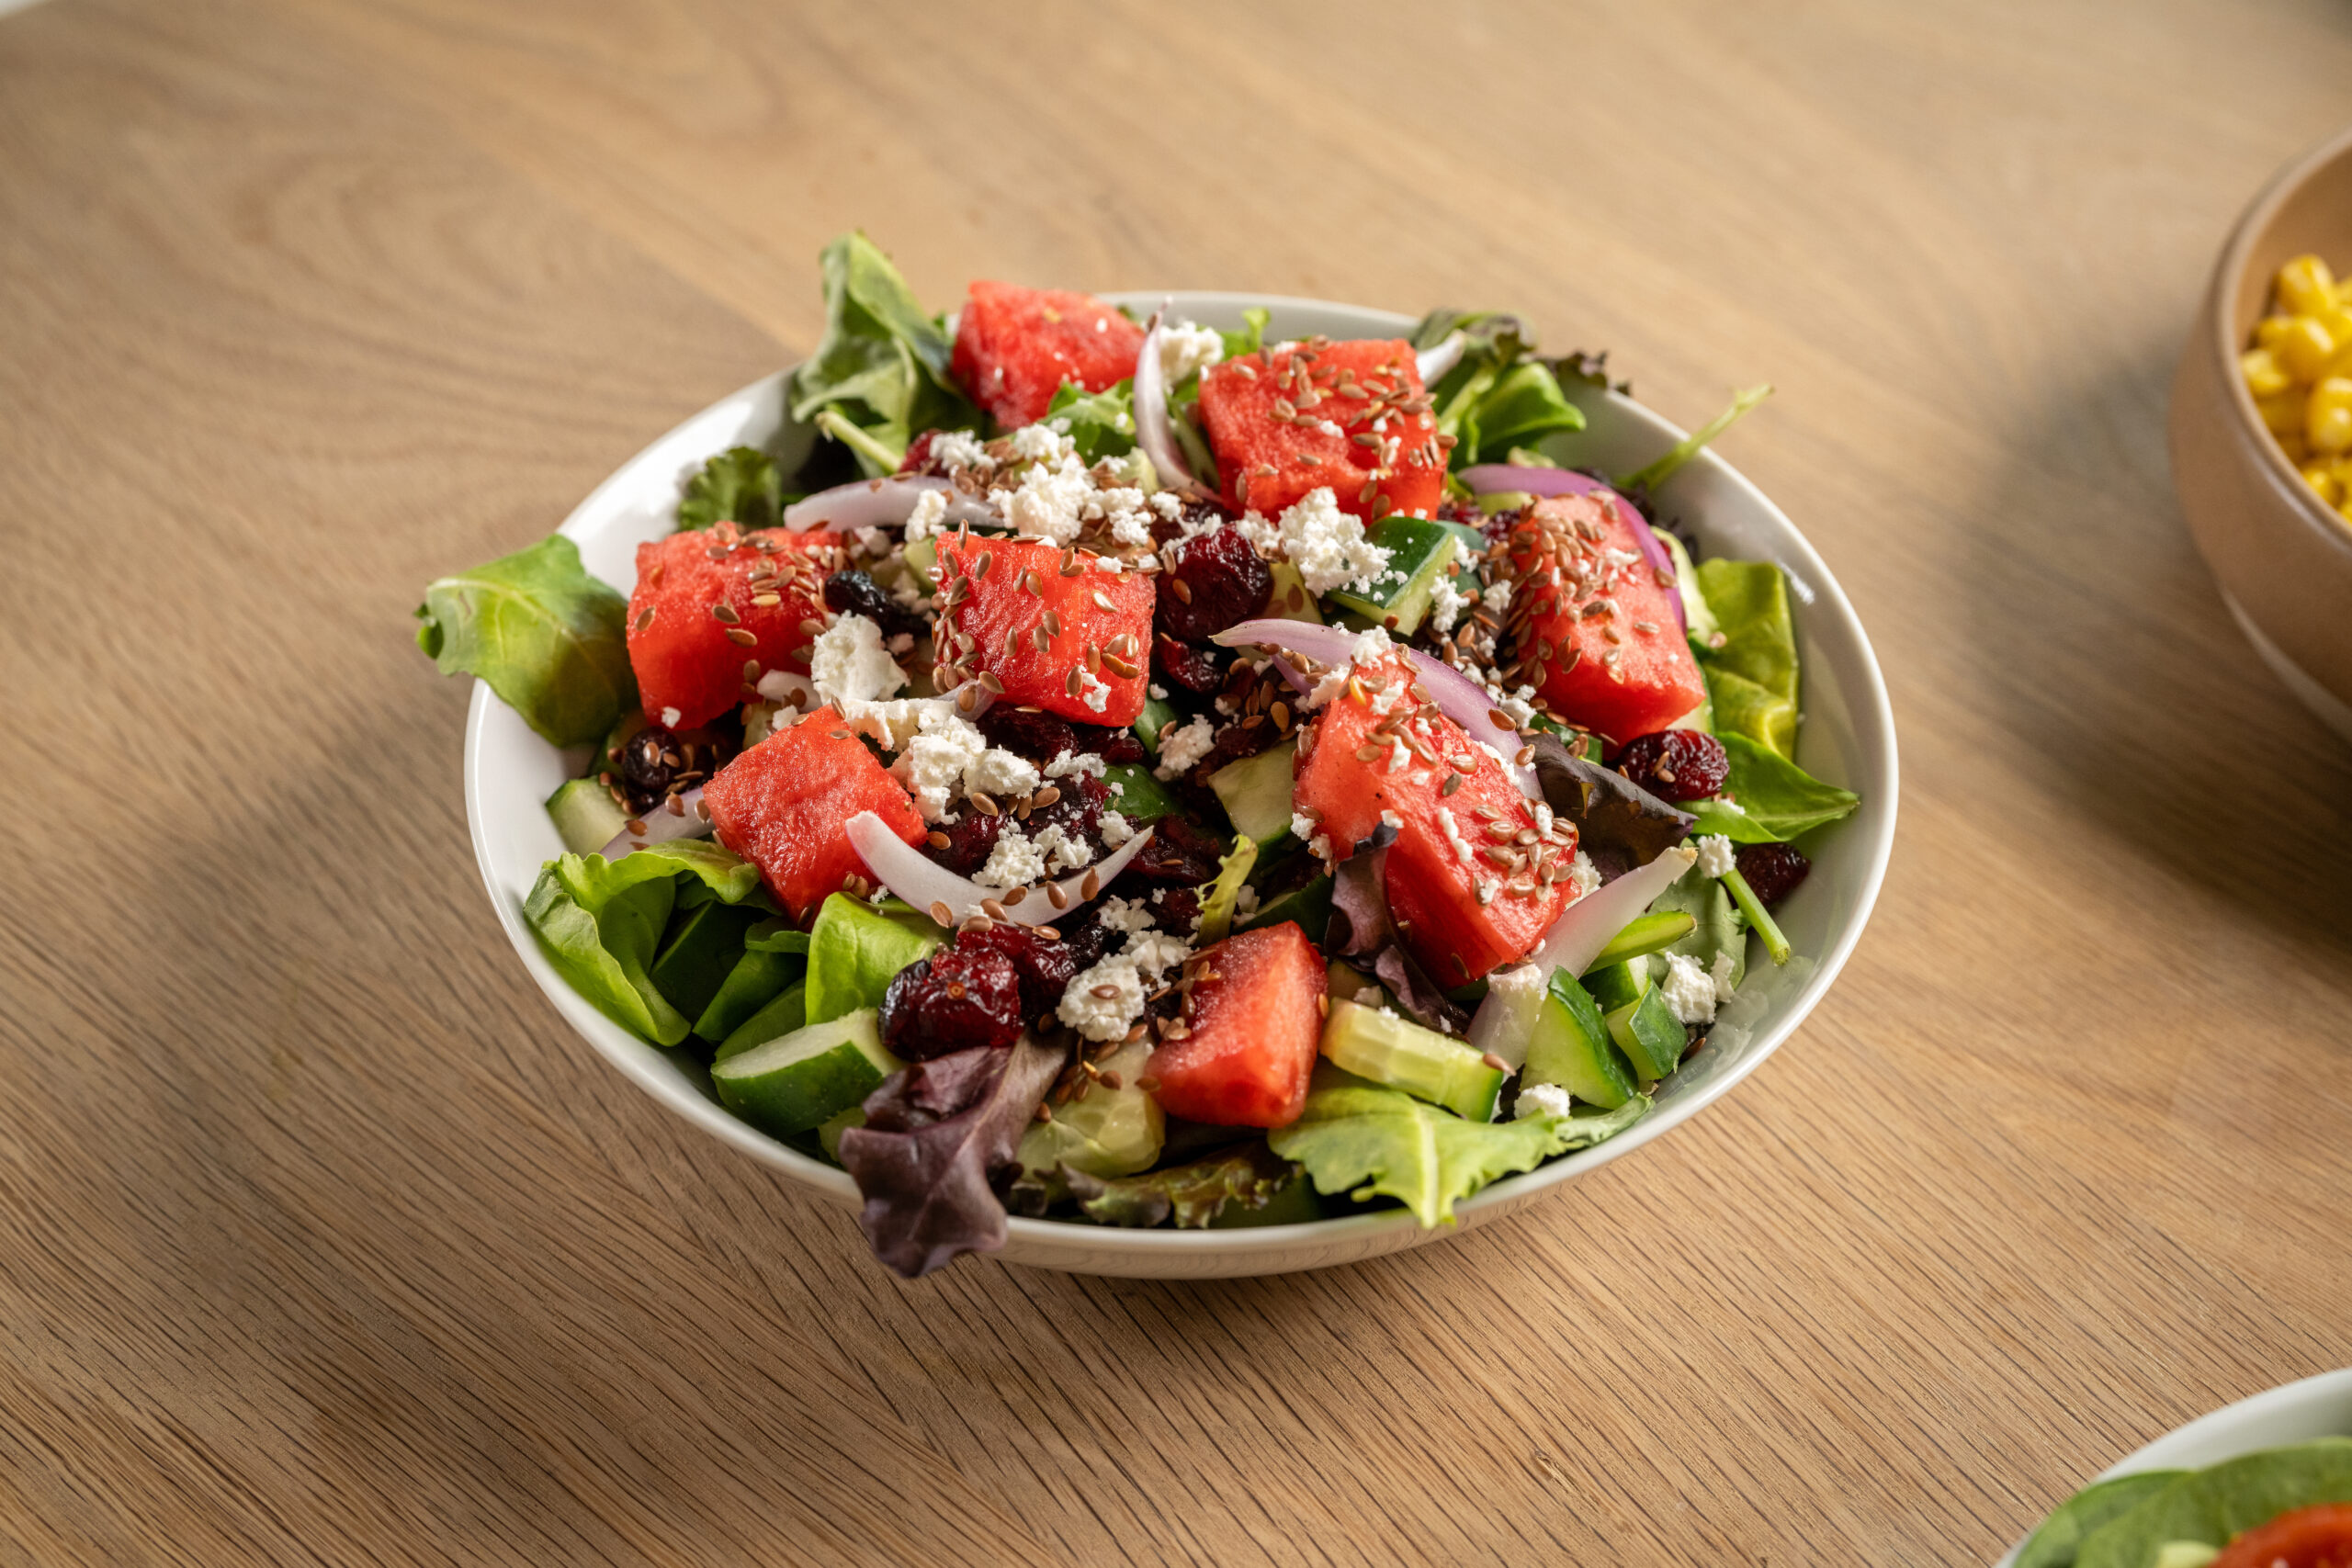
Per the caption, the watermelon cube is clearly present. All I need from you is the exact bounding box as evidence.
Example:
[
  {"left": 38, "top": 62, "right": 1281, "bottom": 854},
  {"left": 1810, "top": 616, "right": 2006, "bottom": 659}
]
[
  {"left": 935, "top": 534, "right": 1153, "bottom": 725},
  {"left": 1505, "top": 494, "right": 1707, "bottom": 744},
  {"left": 628, "top": 525, "right": 844, "bottom": 731},
  {"left": 1195, "top": 339, "right": 1448, "bottom": 522},
  {"left": 704, "top": 705, "right": 926, "bottom": 921},
  {"left": 1145, "top": 922, "right": 1326, "bottom": 1128},
  {"left": 951, "top": 281, "right": 1145, "bottom": 430}
]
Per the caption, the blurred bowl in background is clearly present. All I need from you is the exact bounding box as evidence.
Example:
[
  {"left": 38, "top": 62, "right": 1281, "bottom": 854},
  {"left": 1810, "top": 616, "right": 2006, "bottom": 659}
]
[{"left": 2173, "top": 121, "right": 2352, "bottom": 741}]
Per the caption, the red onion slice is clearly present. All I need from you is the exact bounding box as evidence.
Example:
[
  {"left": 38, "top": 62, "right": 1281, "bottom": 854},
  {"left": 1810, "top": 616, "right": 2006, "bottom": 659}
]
[
  {"left": 1134, "top": 308, "right": 1209, "bottom": 498},
  {"left": 1415, "top": 331, "right": 1467, "bottom": 386},
  {"left": 1465, "top": 844, "right": 1698, "bottom": 1066},
  {"left": 1213, "top": 618, "right": 1538, "bottom": 795},
  {"left": 847, "top": 811, "right": 1155, "bottom": 929},
  {"left": 1456, "top": 468, "right": 1684, "bottom": 636},
  {"left": 597, "top": 788, "right": 714, "bottom": 860},
  {"left": 781, "top": 474, "right": 995, "bottom": 533}
]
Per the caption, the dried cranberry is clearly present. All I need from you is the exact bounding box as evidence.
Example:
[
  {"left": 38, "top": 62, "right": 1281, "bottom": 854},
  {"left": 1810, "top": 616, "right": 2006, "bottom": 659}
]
[
  {"left": 897, "top": 430, "right": 940, "bottom": 475},
  {"left": 1733, "top": 842, "right": 1810, "bottom": 908},
  {"left": 1070, "top": 723, "right": 1144, "bottom": 766},
  {"left": 1125, "top": 814, "right": 1226, "bottom": 885},
  {"left": 878, "top": 943, "right": 1025, "bottom": 1057},
  {"left": 1157, "top": 524, "right": 1272, "bottom": 642},
  {"left": 978, "top": 705, "right": 1078, "bottom": 764},
  {"left": 1611, "top": 729, "right": 1730, "bottom": 802},
  {"left": 1150, "top": 495, "right": 1234, "bottom": 547},
  {"left": 615, "top": 726, "right": 732, "bottom": 814},
  {"left": 1150, "top": 886, "right": 1203, "bottom": 929},
  {"left": 822, "top": 570, "right": 925, "bottom": 641},
  {"left": 925, "top": 810, "right": 1001, "bottom": 876},
  {"left": 957, "top": 923, "right": 1078, "bottom": 1022},
  {"left": 1024, "top": 770, "right": 1108, "bottom": 850},
  {"left": 1199, "top": 718, "right": 1275, "bottom": 775},
  {"left": 1155, "top": 634, "right": 1227, "bottom": 694}
]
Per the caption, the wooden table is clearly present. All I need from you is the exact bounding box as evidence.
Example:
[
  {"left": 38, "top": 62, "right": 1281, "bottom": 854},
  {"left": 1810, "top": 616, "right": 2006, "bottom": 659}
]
[{"left": 5, "top": 1, "right": 2348, "bottom": 1561}]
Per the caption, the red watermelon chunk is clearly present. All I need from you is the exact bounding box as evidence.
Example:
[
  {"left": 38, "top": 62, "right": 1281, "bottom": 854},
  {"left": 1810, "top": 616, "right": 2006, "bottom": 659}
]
[
  {"left": 628, "top": 525, "right": 844, "bottom": 732},
  {"left": 1195, "top": 339, "right": 1448, "bottom": 522},
  {"left": 934, "top": 534, "right": 1152, "bottom": 725},
  {"left": 1145, "top": 922, "right": 1326, "bottom": 1128},
  {"left": 951, "top": 281, "right": 1145, "bottom": 429},
  {"left": 1504, "top": 494, "right": 1706, "bottom": 744},
  {"left": 1287, "top": 649, "right": 1450, "bottom": 858},
  {"left": 704, "top": 704, "right": 926, "bottom": 921}
]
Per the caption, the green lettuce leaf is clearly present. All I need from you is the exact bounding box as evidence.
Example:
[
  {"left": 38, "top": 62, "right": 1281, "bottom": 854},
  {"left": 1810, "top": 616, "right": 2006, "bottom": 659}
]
[
  {"left": 789, "top": 231, "right": 977, "bottom": 474},
  {"left": 1043, "top": 378, "right": 1136, "bottom": 463},
  {"left": 2075, "top": 1441, "right": 2352, "bottom": 1568},
  {"left": 1682, "top": 797, "right": 1783, "bottom": 844},
  {"left": 1695, "top": 558, "right": 1796, "bottom": 716},
  {"left": 1219, "top": 306, "right": 1270, "bottom": 362},
  {"left": 1705, "top": 666, "right": 1797, "bottom": 757},
  {"left": 1719, "top": 733, "right": 1860, "bottom": 840},
  {"left": 522, "top": 840, "right": 767, "bottom": 1043},
  {"left": 803, "top": 894, "right": 944, "bottom": 1026},
  {"left": 414, "top": 535, "right": 635, "bottom": 746},
  {"left": 1466, "top": 360, "right": 1586, "bottom": 463},
  {"left": 1619, "top": 384, "right": 1771, "bottom": 494},
  {"left": 1193, "top": 836, "right": 1257, "bottom": 945},
  {"left": 1101, "top": 763, "right": 1183, "bottom": 825},
  {"left": 1268, "top": 1065, "right": 1652, "bottom": 1227},
  {"left": 2015, "top": 1472, "right": 2186, "bottom": 1568},
  {"left": 1058, "top": 1142, "right": 1300, "bottom": 1229},
  {"left": 837, "top": 1037, "right": 1065, "bottom": 1277},
  {"left": 1648, "top": 859, "right": 1747, "bottom": 992},
  {"left": 678, "top": 446, "right": 783, "bottom": 532}
]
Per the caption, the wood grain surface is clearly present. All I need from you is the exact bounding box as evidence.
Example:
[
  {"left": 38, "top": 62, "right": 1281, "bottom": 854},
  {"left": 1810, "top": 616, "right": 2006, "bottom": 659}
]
[{"left": 4, "top": 0, "right": 2349, "bottom": 1562}]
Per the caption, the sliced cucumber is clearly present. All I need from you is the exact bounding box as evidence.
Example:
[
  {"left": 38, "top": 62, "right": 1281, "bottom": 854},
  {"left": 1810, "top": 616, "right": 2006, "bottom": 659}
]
[
  {"left": 1606, "top": 987, "right": 1688, "bottom": 1081},
  {"left": 1523, "top": 974, "right": 1638, "bottom": 1110},
  {"left": 1326, "top": 517, "right": 1459, "bottom": 636},
  {"left": 1134, "top": 695, "right": 1182, "bottom": 755},
  {"left": 711, "top": 1007, "right": 900, "bottom": 1138},
  {"left": 1582, "top": 956, "right": 1649, "bottom": 1015},
  {"left": 714, "top": 981, "right": 808, "bottom": 1063},
  {"left": 901, "top": 536, "right": 939, "bottom": 591},
  {"left": 693, "top": 946, "right": 803, "bottom": 1044},
  {"left": 1017, "top": 1040, "right": 1162, "bottom": 1179},
  {"left": 1583, "top": 911, "right": 1698, "bottom": 974},
  {"left": 1261, "top": 561, "right": 1324, "bottom": 625},
  {"left": 1239, "top": 871, "right": 1332, "bottom": 942},
  {"left": 1205, "top": 740, "right": 1296, "bottom": 846},
  {"left": 546, "top": 778, "right": 630, "bottom": 855},
  {"left": 1319, "top": 998, "right": 1503, "bottom": 1122}
]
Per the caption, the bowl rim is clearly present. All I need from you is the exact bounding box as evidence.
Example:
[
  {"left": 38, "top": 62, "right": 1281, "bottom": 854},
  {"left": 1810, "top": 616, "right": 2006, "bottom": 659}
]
[
  {"left": 464, "top": 290, "right": 1899, "bottom": 1263},
  {"left": 2207, "top": 119, "right": 2352, "bottom": 564}
]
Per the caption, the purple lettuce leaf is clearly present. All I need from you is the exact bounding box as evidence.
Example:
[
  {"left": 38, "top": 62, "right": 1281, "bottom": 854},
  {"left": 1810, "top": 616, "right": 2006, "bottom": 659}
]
[{"left": 1323, "top": 849, "right": 1469, "bottom": 1035}]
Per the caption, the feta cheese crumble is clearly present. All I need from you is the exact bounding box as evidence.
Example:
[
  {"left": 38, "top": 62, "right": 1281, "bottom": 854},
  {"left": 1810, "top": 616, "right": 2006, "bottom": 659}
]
[
  {"left": 891, "top": 706, "right": 987, "bottom": 822},
  {"left": 1693, "top": 833, "right": 1736, "bottom": 879},
  {"left": 1098, "top": 809, "right": 1134, "bottom": 848},
  {"left": 1153, "top": 715, "right": 1216, "bottom": 779},
  {"left": 660, "top": 706, "right": 683, "bottom": 728},
  {"left": 1428, "top": 570, "right": 1470, "bottom": 635},
  {"left": 902, "top": 486, "right": 949, "bottom": 542},
  {"left": 1514, "top": 1082, "right": 1575, "bottom": 1121},
  {"left": 1158, "top": 321, "right": 1224, "bottom": 385},
  {"left": 1077, "top": 670, "right": 1113, "bottom": 714},
  {"left": 1044, "top": 750, "right": 1106, "bottom": 780},
  {"left": 1566, "top": 849, "right": 1600, "bottom": 898},
  {"left": 1658, "top": 952, "right": 1723, "bottom": 1026},
  {"left": 1234, "top": 487, "right": 1391, "bottom": 594},
  {"left": 976, "top": 822, "right": 1046, "bottom": 888},
  {"left": 808, "top": 615, "right": 908, "bottom": 707},
  {"left": 965, "top": 746, "right": 1041, "bottom": 801},
  {"left": 931, "top": 431, "right": 990, "bottom": 471},
  {"left": 1057, "top": 954, "right": 1144, "bottom": 1042}
]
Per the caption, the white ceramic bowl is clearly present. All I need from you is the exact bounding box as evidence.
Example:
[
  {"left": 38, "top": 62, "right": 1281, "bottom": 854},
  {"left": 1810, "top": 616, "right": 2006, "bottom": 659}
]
[
  {"left": 1996, "top": 1369, "right": 2352, "bottom": 1566},
  {"left": 465, "top": 293, "right": 1898, "bottom": 1278}
]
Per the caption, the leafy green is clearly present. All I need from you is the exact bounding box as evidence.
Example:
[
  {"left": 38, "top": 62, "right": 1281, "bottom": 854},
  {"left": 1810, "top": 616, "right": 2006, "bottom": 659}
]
[
  {"left": 1618, "top": 384, "right": 1772, "bottom": 494},
  {"left": 414, "top": 535, "right": 635, "bottom": 746},
  {"left": 522, "top": 841, "right": 767, "bottom": 1044},
  {"left": 1193, "top": 836, "right": 1258, "bottom": 944},
  {"left": 1529, "top": 734, "right": 1694, "bottom": 882},
  {"left": 1694, "top": 558, "right": 1798, "bottom": 754},
  {"left": 789, "top": 231, "right": 977, "bottom": 475},
  {"left": 1656, "top": 530, "right": 1722, "bottom": 648},
  {"left": 692, "top": 947, "right": 802, "bottom": 1045},
  {"left": 1465, "top": 360, "right": 1586, "bottom": 462},
  {"left": 1219, "top": 306, "right": 1270, "bottom": 362},
  {"left": 678, "top": 446, "right": 783, "bottom": 532},
  {"left": 1706, "top": 668, "right": 1798, "bottom": 759},
  {"left": 1057, "top": 1142, "right": 1300, "bottom": 1228},
  {"left": 1268, "top": 1065, "right": 1652, "bottom": 1227},
  {"left": 1683, "top": 797, "right": 1783, "bottom": 845},
  {"left": 2016, "top": 1472, "right": 2187, "bottom": 1568},
  {"left": 1043, "top": 378, "right": 1136, "bottom": 462},
  {"left": 1102, "top": 763, "right": 1184, "bottom": 825},
  {"left": 1408, "top": 309, "right": 1584, "bottom": 469},
  {"left": 715, "top": 982, "right": 807, "bottom": 1062},
  {"left": 1649, "top": 860, "right": 1747, "bottom": 993},
  {"left": 837, "top": 1038, "right": 1065, "bottom": 1277},
  {"left": 2075, "top": 1441, "right": 2352, "bottom": 1568},
  {"left": 803, "top": 894, "right": 944, "bottom": 1026},
  {"left": 1013, "top": 1040, "right": 1162, "bottom": 1180},
  {"left": 1719, "top": 733, "right": 1860, "bottom": 840}
]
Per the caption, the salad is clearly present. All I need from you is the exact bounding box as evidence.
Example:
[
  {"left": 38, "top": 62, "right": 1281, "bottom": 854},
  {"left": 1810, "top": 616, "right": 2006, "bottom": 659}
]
[
  {"left": 416, "top": 232, "right": 1860, "bottom": 1279},
  {"left": 2017, "top": 1440, "right": 2352, "bottom": 1567}
]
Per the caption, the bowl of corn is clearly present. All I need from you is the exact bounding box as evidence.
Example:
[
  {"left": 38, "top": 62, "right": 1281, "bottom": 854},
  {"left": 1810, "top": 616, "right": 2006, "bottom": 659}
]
[{"left": 2172, "top": 121, "right": 2352, "bottom": 739}]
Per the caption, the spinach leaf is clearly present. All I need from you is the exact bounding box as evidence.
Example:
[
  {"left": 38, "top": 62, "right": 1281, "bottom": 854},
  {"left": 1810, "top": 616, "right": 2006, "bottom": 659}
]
[
  {"left": 837, "top": 1037, "right": 1064, "bottom": 1277},
  {"left": 1467, "top": 360, "right": 1586, "bottom": 463},
  {"left": 414, "top": 535, "right": 635, "bottom": 746},
  {"left": 1529, "top": 735, "right": 1694, "bottom": 882},
  {"left": 678, "top": 446, "right": 783, "bottom": 532},
  {"left": 2076, "top": 1441, "right": 2352, "bottom": 1568},
  {"left": 1102, "top": 763, "right": 1183, "bottom": 824},
  {"left": 1054, "top": 1142, "right": 1299, "bottom": 1229},
  {"left": 803, "top": 893, "right": 944, "bottom": 1026},
  {"left": 1619, "top": 384, "right": 1771, "bottom": 494},
  {"left": 2015, "top": 1472, "right": 2186, "bottom": 1568},
  {"left": 1719, "top": 733, "right": 1860, "bottom": 840},
  {"left": 789, "top": 231, "right": 976, "bottom": 474},
  {"left": 1269, "top": 1064, "right": 1650, "bottom": 1227},
  {"left": 1648, "top": 859, "right": 1747, "bottom": 992},
  {"left": 1043, "top": 378, "right": 1136, "bottom": 462},
  {"left": 522, "top": 840, "right": 767, "bottom": 1043}
]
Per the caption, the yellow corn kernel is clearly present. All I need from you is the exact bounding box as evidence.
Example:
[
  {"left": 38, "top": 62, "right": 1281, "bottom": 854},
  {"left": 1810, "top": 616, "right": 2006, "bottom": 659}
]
[
  {"left": 2243, "top": 346, "right": 2293, "bottom": 397},
  {"left": 2329, "top": 457, "right": 2352, "bottom": 491},
  {"left": 2258, "top": 389, "right": 2307, "bottom": 437},
  {"left": 2257, "top": 314, "right": 2297, "bottom": 349},
  {"left": 2308, "top": 376, "right": 2352, "bottom": 452},
  {"left": 2279, "top": 254, "right": 2337, "bottom": 316},
  {"left": 2302, "top": 463, "right": 2343, "bottom": 505},
  {"left": 2278, "top": 314, "right": 2337, "bottom": 380}
]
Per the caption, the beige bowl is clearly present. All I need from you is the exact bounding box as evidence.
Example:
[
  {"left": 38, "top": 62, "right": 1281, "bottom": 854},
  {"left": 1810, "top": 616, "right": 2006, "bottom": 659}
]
[{"left": 2173, "top": 122, "right": 2352, "bottom": 739}]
